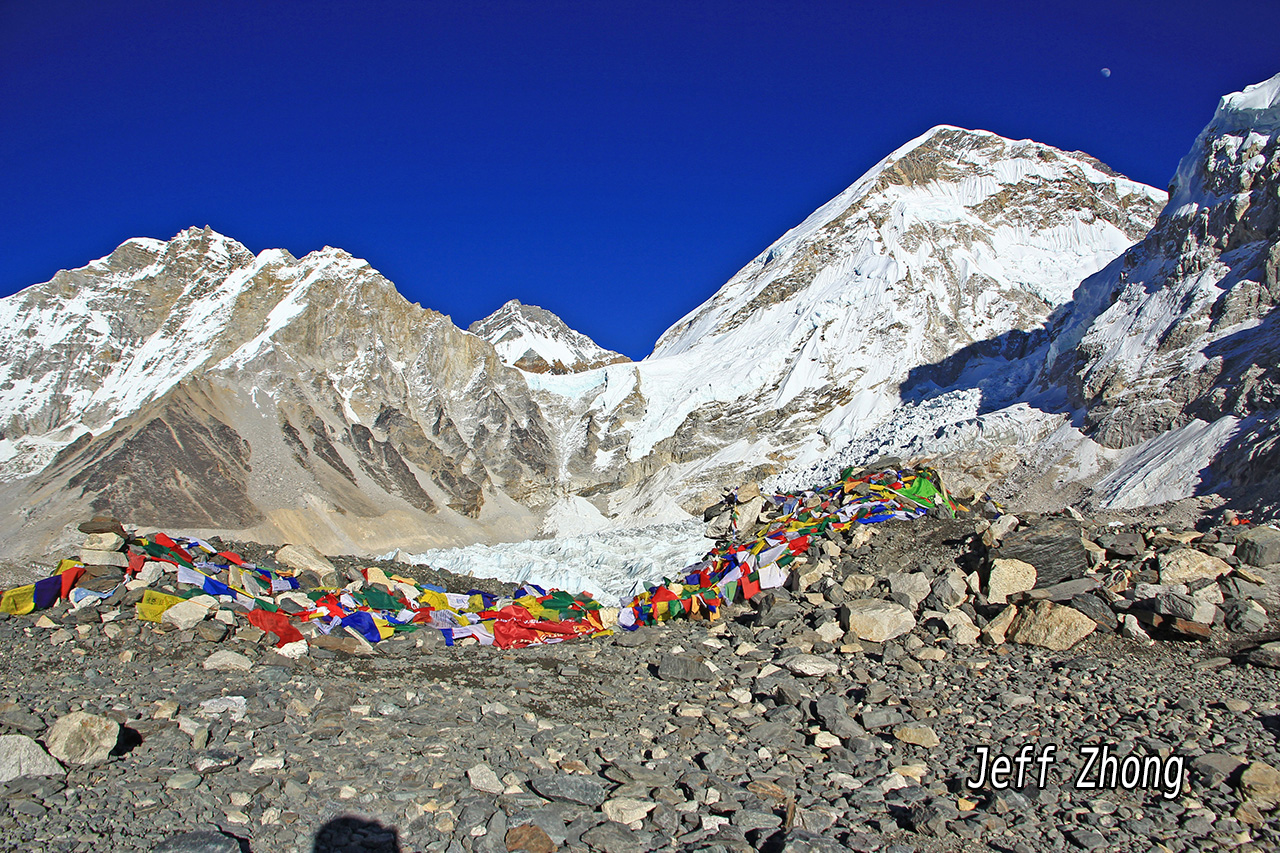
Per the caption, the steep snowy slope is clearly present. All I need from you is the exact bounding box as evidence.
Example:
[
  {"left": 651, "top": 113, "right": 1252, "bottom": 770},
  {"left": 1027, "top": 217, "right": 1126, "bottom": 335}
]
[
  {"left": 1060, "top": 72, "right": 1280, "bottom": 507},
  {"left": 531, "top": 126, "right": 1164, "bottom": 513},
  {"left": 468, "top": 299, "right": 629, "bottom": 373},
  {"left": 772, "top": 73, "right": 1280, "bottom": 514}
]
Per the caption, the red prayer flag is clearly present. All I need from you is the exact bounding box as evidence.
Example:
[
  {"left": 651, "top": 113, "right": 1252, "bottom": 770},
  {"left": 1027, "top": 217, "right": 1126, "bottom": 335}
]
[{"left": 245, "top": 608, "right": 305, "bottom": 647}]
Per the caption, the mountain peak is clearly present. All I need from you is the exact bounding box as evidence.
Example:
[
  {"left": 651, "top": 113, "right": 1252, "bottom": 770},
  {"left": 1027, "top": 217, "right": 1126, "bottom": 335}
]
[{"left": 469, "top": 300, "right": 629, "bottom": 374}]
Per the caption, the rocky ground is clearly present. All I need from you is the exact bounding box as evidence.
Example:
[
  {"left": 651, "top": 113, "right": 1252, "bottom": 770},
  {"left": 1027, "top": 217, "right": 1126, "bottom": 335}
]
[{"left": 2, "top": 509, "right": 1280, "bottom": 853}]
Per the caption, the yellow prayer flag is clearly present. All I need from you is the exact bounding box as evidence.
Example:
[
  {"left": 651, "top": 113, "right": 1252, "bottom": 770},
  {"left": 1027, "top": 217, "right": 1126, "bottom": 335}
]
[
  {"left": 0, "top": 584, "right": 36, "bottom": 616},
  {"left": 135, "top": 590, "right": 185, "bottom": 622}
]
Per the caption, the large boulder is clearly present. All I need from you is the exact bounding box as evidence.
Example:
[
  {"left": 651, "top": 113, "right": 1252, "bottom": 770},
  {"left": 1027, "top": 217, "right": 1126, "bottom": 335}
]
[
  {"left": 986, "top": 558, "right": 1037, "bottom": 603},
  {"left": 992, "top": 517, "right": 1088, "bottom": 586},
  {"left": 1159, "top": 549, "right": 1232, "bottom": 585},
  {"left": 0, "top": 735, "right": 63, "bottom": 783},
  {"left": 45, "top": 712, "right": 119, "bottom": 766},
  {"left": 840, "top": 600, "right": 916, "bottom": 642},
  {"left": 274, "top": 544, "right": 338, "bottom": 586},
  {"left": 1236, "top": 527, "right": 1280, "bottom": 567},
  {"left": 1009, "top": 601, "right": 1096, "bottom": 651}
]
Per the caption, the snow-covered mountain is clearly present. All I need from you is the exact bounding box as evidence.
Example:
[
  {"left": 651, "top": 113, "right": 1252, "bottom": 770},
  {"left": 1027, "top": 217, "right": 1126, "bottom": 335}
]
[
  {"left": 528, "top": 126, "right": 1165, "bottom": 513},
  {"left": 6, "top": 73, "right": 1278, "bottom": 562},
  {"left": 772, "top": 73, "right": 1280, "bottom": 514},
  {"left": 468, "top": 299, "right": 629, "bottom": 374},
  {"left": 0, "top": 227, "right": 560, "bottom": 556}
]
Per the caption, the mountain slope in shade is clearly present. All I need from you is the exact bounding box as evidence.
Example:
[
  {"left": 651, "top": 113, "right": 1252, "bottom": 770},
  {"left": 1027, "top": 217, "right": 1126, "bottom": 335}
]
[
  {"left": 468, "top": 299, "right": 630, "bottom": 374},
  {"left": 528, "top": 125, "right": 1165, "bottom": 514}
]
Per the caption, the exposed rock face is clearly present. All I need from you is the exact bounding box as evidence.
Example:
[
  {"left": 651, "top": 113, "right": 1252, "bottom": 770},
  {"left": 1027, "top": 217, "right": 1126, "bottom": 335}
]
[
  {"left": 1053, "top": 74, "right": 1280, "bottom": 453},
  {"left": 0, "top": 227, "right": 555, "bottom": 555},
  {"left": 468, "top": 299, "right": 630, "bottom": 374}
]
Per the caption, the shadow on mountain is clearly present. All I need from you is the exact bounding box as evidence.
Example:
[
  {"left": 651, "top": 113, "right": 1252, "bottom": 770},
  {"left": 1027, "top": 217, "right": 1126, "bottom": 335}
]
[
  {"left": 898, "top": 325, "right": 1054, "bottom": 415},
  {"left": 313, "top": 816, "right": 401, "bottom": 853}
]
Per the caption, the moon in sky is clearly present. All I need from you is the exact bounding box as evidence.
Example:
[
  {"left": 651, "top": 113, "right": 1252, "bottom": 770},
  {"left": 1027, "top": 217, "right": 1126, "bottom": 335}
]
[{"left": 1100, "top": 67, "right": 1112, "bottom": 78}]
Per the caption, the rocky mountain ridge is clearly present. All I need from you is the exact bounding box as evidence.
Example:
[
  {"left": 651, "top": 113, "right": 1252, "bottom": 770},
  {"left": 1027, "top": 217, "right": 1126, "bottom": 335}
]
[{"left": 0, "top": 228, "right": 561, "bottom": 556}]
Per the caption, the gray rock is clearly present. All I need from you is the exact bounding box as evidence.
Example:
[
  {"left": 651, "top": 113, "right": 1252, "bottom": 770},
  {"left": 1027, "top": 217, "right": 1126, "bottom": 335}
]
[
  {"left": 153, "top": 831, "right": 242, "bottom": 853},
  {"left": 165, "top": 770, "right": 202, "bottom": 789},
  {"left": 994, "top": 517, "right": 1088, "bottom": 585},
  {"left": 0, "top": 734, "right": 63, "bottom": 783},
  {"left": 1192, "top": 753, "right": 1247, "bottom": 786},
  {"left": 908, "top": 799, "right": 958, "bottom": 835},
  {"left": 1236, "top": 526, "right": 1280, "bottom": 567},
  {"left": 1025, "top": 577, "right": 1101, "bottom": 601},
  {"left": 1154, "top": 591, "right": 1216, "bottom": 624},
  {"left": 776, "top": 829, "right": 849, "bottom": 853},
  {"left": 1095, "top": 531, "right": 1146, "bottom": 558},
  {"left": 1221, "top": 575, "right": 1264, "bottom": 600},
  {"left": 1225, "top": 599, "right": 1268, "bottom": 632},
  {"left": 860, "top": 708, "right": 903, "bottom": 729},
  {"left": 529, "top": 774, "right": 609, "bottom": 806},
  {"left": 657, "top": 654, "right": 715, "bottom": 682},
  {"left": 813, "top": 695, "right": 863, "bottom": 739},
  {"left": 1070, "top": 593, "right": 1118, "bottom": 631},
  {"left": 924, "top": 569, "right": 968, "bottom": 611},
  {"left": 732, "top": 809, "right": 782, "bottom": 830},
  {"left": 44, "top": 711, "right": 119, "bottom": 766},
  {"left": 581, "top": 820, "right": 655, "bottom": 852},
  {"left": 1067, "top": 827, "right": 1108, "bottom": 850}
]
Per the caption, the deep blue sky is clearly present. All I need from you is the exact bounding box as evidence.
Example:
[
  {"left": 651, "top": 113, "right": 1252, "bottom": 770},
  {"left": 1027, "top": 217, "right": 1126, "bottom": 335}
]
[{"left": 2, "top": 1, "right": 1275, "bottom": 358}]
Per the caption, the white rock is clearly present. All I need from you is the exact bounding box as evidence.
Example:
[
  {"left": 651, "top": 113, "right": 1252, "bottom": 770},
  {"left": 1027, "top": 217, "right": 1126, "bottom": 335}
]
[
  {"left": 82, "top": 532, "right": 124, "bottom": 551},
  {"left": 0, "top": 735, "right": 63, "bottom": 783},
  {"left": 275, "top": 544, "right": 337, "bottom": 580},
  {"left": 888, "top": 572, "right": 932, "bottom": 608},
  {"left": 203, "top": 650, "right": 253, "bottom": 672},
  {"left": 943, "top": 609, "right": 980, "bottom": 645},
  {"left": 602, "top": 797, "right": 657, "bottom": 824},
  {"left": 467, "top": 763, "right": 504, "bottom": 794},
  {"left": 815, "top": 620, "right": 845, "bottom": 644},
  {"left": 45, "top": 712, "right": 119, "bottom": 766},
  {"left": 841, "top": 599, "right": 916, "bottom": 642},
  {"left": 78, "top": 549, "right": 128, "bottom": 568},
  {"left": 1121, "top": 614, "right": 1153, "bottom": 643},
  {"left": 198, "top": 696, "right": 248, "bottom": 721},
  {"left": 249, "top": 755, "right": 285, "bottom": 773},
  {"left": 135, "top": 561, "right": 165, "bottom": 585},
  {"left": 161, "top": 598, "right": 212, "bottom": 631},
  {"left": 779, "top": 654, "right": 839, "bottom": 677}
]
